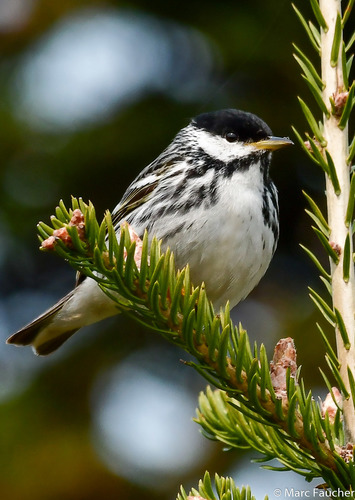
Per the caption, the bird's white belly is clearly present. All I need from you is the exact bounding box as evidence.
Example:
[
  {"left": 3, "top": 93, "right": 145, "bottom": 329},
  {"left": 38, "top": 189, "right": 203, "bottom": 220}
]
[
  {"left": 154, "top": 179, "right": 276, "bottom": 309},
  {"left": 169, "top": 217, "right": 273, "bottom": 308}
]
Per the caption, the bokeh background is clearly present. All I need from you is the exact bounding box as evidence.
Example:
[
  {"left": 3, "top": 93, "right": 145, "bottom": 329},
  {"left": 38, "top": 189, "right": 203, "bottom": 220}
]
[{"left": 0, "top": 0, "right": 351, "bottom": 499}]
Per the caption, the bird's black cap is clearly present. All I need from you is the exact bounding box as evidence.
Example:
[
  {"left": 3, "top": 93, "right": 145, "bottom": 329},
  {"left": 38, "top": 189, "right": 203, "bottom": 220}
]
[{"left": 192, "top": 109, "right": 272, "bottom": 143}]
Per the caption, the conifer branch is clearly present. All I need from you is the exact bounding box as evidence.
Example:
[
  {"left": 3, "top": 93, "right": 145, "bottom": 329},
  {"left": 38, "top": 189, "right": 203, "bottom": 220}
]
[
  {"left": 37, "top": 198, "right": 355, "bottom": 490},
  {"left": 319, "top": 0, "right": 355, "bottom": 443},
  {"left": 177, "top": 471, "right": 267, "bottom": 500},
  {"left": 293, "top": 0, "right": 355, "bottom": 449}
]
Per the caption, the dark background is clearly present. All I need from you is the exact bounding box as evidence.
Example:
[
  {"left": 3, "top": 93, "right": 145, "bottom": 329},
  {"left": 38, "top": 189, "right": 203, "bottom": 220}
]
[{"left": 0, "top": 0, "right": 349, "bottom": 498}]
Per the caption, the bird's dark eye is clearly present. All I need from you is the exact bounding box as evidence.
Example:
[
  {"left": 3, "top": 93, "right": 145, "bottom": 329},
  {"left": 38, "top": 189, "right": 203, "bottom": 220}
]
[{"left": 225, "top": 132, "right": 238, "bottom": 143}]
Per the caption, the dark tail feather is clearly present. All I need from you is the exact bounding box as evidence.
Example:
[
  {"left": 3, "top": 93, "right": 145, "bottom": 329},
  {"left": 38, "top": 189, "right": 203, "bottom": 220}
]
[
  {"left": 6, "top": 290, "right": 75, "bottom": 354},
  {"left": 34, "top": 329, "right": 79, "bottom": 355}
]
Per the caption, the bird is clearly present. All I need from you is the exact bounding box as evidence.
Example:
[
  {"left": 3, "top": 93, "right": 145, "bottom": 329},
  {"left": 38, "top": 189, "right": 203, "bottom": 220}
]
[{"left": 7, "top": 109, "right": 293, "bottom": 355}]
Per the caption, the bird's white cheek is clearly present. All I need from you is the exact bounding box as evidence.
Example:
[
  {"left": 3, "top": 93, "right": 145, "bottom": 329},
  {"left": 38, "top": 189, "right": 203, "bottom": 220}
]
[{"left": 194, "top": 131, "right": 256, "bottom": 163}]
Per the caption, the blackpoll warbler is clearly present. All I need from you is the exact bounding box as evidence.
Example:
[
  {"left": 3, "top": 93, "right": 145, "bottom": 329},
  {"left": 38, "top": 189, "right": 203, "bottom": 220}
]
[{"left": 7, "top": 109, "right": 293, "bottom": 355}]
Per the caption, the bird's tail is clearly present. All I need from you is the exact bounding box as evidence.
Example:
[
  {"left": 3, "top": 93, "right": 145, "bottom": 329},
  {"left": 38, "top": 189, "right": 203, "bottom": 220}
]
[{"left": 6, "top": 291, "right": 78, "bottom": 356}]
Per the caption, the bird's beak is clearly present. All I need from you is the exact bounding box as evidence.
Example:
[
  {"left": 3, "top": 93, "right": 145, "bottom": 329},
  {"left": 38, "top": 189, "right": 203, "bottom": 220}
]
[{"left": 249, "top": 136, "right": 294, "bottom": 151}]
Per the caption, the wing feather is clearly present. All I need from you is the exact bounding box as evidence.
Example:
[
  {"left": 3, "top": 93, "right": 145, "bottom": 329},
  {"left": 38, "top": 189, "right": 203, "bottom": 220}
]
[
  {"left": 111, "top": 180, "right": 159, "bottom": 229},
  {"left": 111, "top": 153, "right": 184, "bottom": 229},
  {"left": 77, "top": 151, "right": 184, "bottom": 285}
]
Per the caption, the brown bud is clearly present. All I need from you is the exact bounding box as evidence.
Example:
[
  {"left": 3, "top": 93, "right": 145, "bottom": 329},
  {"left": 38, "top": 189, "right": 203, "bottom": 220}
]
[
  {"left": 332, "top": 91, "right": 349, "bottom": 116},
  {"left": 69, "top": 208, "right": 85, "bottom": 240},
  {"left": 329, "top": 241, "right": 341, "bottom": 256},
  {"left": 340, "top": 443, "right": 354, "bottom": 463},
  {"left": 41, "top": 208, "right": 86, "bottom": 250},
  {"left": 270, "top": 337, "right": 297, "bottom": 397},
  {"left": 121, "top": 222, "right": 146, "bottom": 270},
  {"left": 41, "top": 235, "right": 56, "bottom": 250},
  {"left": 321, "top": 387, "right": 342, "bottom": 424}
]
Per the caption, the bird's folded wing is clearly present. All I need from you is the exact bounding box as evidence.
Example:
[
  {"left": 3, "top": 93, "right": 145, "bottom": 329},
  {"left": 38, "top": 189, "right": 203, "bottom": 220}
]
[{"left": 111, "top": 180, "right": 159, "bottom": 230}]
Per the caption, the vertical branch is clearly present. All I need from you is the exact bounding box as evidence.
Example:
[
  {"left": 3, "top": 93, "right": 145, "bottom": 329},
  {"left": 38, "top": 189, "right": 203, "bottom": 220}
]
[{"left": 319, "top": 0, "right": 355, "bottom": 442}]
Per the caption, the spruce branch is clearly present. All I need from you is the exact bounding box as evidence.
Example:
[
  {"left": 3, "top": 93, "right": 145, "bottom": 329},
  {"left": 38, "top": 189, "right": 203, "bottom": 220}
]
[
  {"left": 320, "top": 0, "right": 355, "bottom": 442},
  {"left": 293, "top": 0, "right": 355, "bottom": 444},
  {"left": 177, "top": 471, "right": 267, "bottom": 500},
  {"left": 37, "top": 198, "right": 355, "bottom": 490}
]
